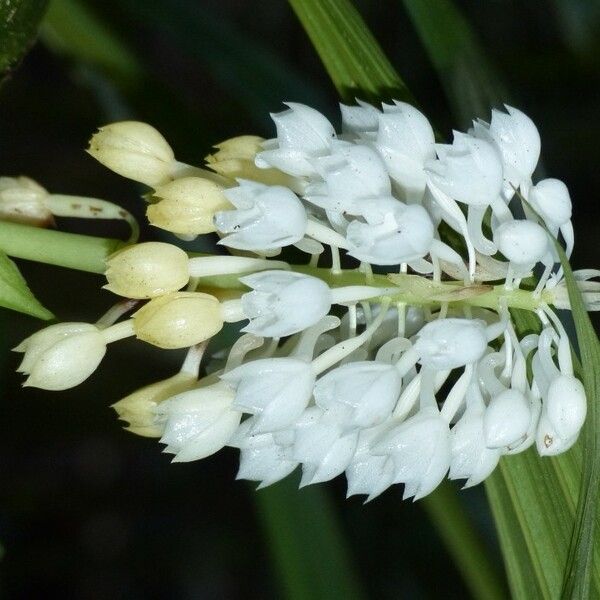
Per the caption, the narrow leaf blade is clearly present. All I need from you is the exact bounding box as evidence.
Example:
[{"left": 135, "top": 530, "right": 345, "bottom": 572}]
[
  {"left": 289, "top": 0, "right": 414, "bottom": 103},
  {"left": 255, "top": 476, "right": 365, "bottom": 600},
  {"left": 0, "top": 249, "right": 53, "bottom": 319},
  {"left": 554, "top": 243, "right": 600, "bottom": 599}
]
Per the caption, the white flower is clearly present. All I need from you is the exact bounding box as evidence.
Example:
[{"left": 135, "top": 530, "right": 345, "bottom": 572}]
[
  {"left": 14, "top": 323, "right": 107, "bottom": 390},
  {"left": 340, "top": 101, "right": 380, "bottom": 137},
  {"left": 426, "top": 132, "right": 504, "bottom": 207},
  {"left": 215, "top": 180, "right": 307, "bottom": 250},
  {"left": 472, "top": 105, "right": 540, "bottom": 192},
  {"left": 239, "top": 271, "right": 332, "bottom": 337},
  {"left": 536, "top": 375, "right": 586, "bottom": 456},
  {"left": 450, "top": 397, "right": 501, "bottom": 487},
  {"left": 221, "top": 357, "right": 315, "bottom": 433},
  {"left": 373, "top": 407, "right": 451, "bottom": 500},
  {"left": 483, "top": 389, "right": 531, "bottom": 449},
  {"left": 529, "top": 178, "right": 572, "bottom": 228},
  {"left": 414, "top": 318, "right": 489, "bottom": 371},
  {"left": 529, "top": 178, "right": 574, "bottom": 257},
  {"left": 371, "top": 101, "right": 436, "bottom": 198},
  {"left": 155, "top": 381, "right": 241, "bottom": 462},
  {"left": 305, "top": 143, "right": 391, "bottom": 213},
  {"left": 345, "top": 426, "right": 395, "bottom": 500},
  {"left": 255, "top": 103, "right": 336, "bottom": 177},
  {"left": 346, "top": 200, "right": 435, "bottom": 265},
  {"left": 493, "top": 220, "right": 551, "bottom": 272},
  {"left": 313, "top": 361, "right": 401, "bottom": 429},
  {"left": 229, "top": 418, "right": 297, "bottom": 488},
  {"left": 293, "top": 407, "right": 359, "bottom": 486}
]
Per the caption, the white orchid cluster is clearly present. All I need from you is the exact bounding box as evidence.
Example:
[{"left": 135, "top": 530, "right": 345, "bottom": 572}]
[{"left": 11, "top": 101, "right": 599, "bottom": 501}]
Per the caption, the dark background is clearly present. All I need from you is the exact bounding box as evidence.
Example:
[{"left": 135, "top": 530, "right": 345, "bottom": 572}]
[{"left": 0, "top": 1, "right": 598, "bottom": 598}]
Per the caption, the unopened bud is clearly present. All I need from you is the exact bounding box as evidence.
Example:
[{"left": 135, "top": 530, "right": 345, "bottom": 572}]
[
  {"left": 206, "top": 135, "right": 293, "bottom": 187},
  {"left": 87, "top": 121, "right": 174, "bottom": 187},
  {"left": 0, "top": 176, "right": 53, "bottom": 226},
  {"left": 147, "top": 177, "right": 230, "bottom": 235},
  {"left": 104, "top": 242, "right": 190, "bottom": 299},
  {"left": 133, "top": 292, "right": 223, "bottom": 349},
  {"left": 111, "top": 372, "right": 198, "bottom": 437},
  {"left": 14, "top": 322, "right": 107, "bottom": 390}
]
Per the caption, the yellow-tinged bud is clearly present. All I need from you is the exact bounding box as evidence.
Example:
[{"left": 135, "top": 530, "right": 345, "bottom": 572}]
[
  {"left": 104, "top": 242, "right": 190, "bottom": 299},
  {"left": 147, "top": 177, "right": 231, "bottom": 235},
  {"left": 111, "top": 372, "right": 198, "bottom": 437},
  {"left": 205, "top": 135, "right": 294, "bottom": 187},
  {"left": 0, "top": 176, "right": 53, "bottom": 226},
  {"left": 209, "top": 135, "right": 265, "bottom": 161},
  {"left": 133, "top": 292, "right": 223, "bottom": 349},
  {"left": 87, "top": 121, "right": 174, "bottom": 187}
]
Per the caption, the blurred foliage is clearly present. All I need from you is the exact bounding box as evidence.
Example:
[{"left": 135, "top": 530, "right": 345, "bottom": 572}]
[
  {"left": 0, "top": 0, "right": 598, "bottom": 598},
  {"left": 0, "top": 0, "right": 48, "bottom": 81}
]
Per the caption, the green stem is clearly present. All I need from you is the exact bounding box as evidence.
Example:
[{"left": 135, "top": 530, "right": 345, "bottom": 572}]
[
  {"left": 0, "top": 221, "right": 124, "bottom": 274},
  {"left": 422, "top": 481, "right": 507, "bottom": 600},
  {"left": 0, "top": 221, "right": 547, "bottom": 312}
]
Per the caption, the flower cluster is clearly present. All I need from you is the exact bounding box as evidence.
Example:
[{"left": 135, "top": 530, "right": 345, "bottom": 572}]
[{"left": 11, "top": 102, "right": 599, "bottom": 501}]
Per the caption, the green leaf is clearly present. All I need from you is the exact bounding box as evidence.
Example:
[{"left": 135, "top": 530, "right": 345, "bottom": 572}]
[
  {"left": 255, "top": 475, "right": 365, "bottom": 600},
  {"left": 0, "top": 248, "right": 53, "bottom": 319},
  {"left": 288, "top": 0, "right": 414, "bottom": 104},
  {"left": 554, "top": 243, "right": 600, "bottom": 598},
  {"left": 401, "top": 0, "right": 507, "bottom": 127},
  {"left": 423, "top": 481, "right": 507, "bottom": 600},
  {"left": 0, "top": 0, "right": 49, "bottom": 82}
]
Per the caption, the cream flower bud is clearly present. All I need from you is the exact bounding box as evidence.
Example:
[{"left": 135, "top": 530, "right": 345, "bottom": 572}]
[
  {"left": 0, "top": 176, "right": 52, "bottom": 226},
  {"left": 104, "top": 242, "right": 190, "bottom": 299},
  {"left": 133, "top": 292, "right": 223, "bottom": 349},
  {"left": 205, "top": 136, "right": 294, "bottom": 188},
  {"left": 111, "top": 372, "right": 198, "bottom": 438},
  {"left": 147, "top": 177, "right": 231, "bottom": 235},
  {"left": 14, "top": 322, "right": 107, "bottom": 390},
  {"left": 87, "top": 121, "right": 175, "bottom": 187},
  {"left": 155, "top": 381, "right": 241, "bottom": 462},
  {"left": 414, "top": 318, "right": 488, "bottom": 370}
]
